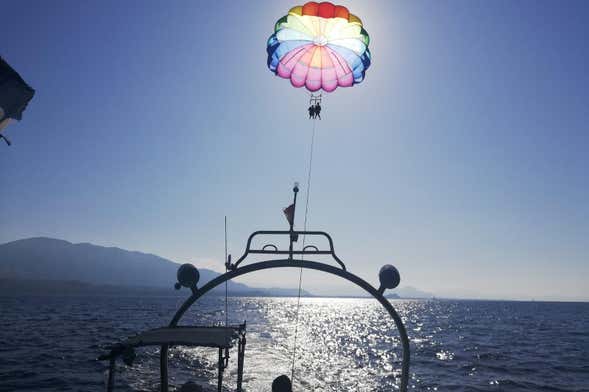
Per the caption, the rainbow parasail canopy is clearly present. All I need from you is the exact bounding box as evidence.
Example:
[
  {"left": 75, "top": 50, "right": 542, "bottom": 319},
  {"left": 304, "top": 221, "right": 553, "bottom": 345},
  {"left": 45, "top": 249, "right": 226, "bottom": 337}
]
[{"left": 267, "top": 2, "right": 371, "bottom": 92}]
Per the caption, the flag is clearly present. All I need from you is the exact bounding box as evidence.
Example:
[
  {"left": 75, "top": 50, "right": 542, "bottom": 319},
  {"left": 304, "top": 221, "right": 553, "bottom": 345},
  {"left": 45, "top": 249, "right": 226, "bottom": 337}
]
[
  {"left": 0, "top": 57, "right": 35, "bottom": 123},
  {"left": 283, "top": 203, "right": 295, "bottom": 226}
]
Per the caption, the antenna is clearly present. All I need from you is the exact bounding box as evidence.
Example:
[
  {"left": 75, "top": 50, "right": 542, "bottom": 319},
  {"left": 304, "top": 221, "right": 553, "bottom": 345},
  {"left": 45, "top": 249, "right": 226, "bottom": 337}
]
[{"left": 224, "top": 216, "right": 229, "bottom": 327}]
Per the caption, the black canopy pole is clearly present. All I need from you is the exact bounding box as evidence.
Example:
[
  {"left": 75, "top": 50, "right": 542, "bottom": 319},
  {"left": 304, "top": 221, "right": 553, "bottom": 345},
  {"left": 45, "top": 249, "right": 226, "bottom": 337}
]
[{"left": 288, "top": 183, "right": 299, "bottom": 260}]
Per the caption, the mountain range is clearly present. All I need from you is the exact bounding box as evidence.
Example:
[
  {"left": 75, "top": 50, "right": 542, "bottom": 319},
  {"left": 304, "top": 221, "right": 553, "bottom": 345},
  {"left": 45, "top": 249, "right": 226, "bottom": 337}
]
[
  {"left": 0, "top": 237, "right": 433, "bottom": 298},
  {"left": 0, "top": 237, "right": 310, "bottom": 297}
]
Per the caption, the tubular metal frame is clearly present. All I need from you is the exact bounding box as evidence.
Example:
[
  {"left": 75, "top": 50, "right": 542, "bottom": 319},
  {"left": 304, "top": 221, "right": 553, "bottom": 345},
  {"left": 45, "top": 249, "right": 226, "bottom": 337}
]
[{"left": 160, "top": 256, "right": 410, "bottom": 392}]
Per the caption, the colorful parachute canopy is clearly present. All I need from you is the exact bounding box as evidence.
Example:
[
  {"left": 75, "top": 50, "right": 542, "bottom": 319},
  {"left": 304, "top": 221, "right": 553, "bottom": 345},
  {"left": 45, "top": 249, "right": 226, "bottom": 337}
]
[
  {"left": 0, "top": 57, "right": 35, "bottom": 133},
  {"left": 267, "top": 2, "right": 371, "bottom": 92}
]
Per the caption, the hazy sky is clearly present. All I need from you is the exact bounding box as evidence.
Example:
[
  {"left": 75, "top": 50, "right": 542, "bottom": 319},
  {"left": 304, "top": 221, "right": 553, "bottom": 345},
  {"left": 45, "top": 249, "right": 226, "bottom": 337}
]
[{"left": 1, "top": 0, "right": 588, "bottom": 301}]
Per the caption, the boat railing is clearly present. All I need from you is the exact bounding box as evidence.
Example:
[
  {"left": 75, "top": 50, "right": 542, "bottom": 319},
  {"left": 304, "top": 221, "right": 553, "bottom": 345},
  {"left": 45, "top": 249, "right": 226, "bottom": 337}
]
[{"left": 228, "top": 230, "right": 346, "bottom": 271}]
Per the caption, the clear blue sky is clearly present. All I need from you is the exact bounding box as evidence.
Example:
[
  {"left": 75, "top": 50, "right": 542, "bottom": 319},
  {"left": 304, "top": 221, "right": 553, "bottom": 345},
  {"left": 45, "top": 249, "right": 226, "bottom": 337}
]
[{"left": 1, "top": 0, "right": 588, "bottom": 301}]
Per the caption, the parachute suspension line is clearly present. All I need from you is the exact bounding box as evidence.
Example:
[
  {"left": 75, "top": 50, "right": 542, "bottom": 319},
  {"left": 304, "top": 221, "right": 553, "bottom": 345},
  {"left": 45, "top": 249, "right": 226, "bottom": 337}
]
[
  {"left": 224, "top": 216, "right": 229, "bottom": 328},
  {"left": 291, "top": 113, "right": 318, "bottom": 383}
]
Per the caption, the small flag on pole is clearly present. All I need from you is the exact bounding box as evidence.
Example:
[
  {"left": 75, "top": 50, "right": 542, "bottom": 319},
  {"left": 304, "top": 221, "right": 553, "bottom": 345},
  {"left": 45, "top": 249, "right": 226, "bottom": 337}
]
[{"left": 283, "top": 203, "right": 295, "bottom": 226}]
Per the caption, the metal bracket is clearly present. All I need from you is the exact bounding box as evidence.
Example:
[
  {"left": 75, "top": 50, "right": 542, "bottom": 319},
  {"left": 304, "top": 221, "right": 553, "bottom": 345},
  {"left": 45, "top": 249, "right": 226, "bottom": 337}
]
[{"left": 227, "top": 230, "right": 347, "bottom": 271}]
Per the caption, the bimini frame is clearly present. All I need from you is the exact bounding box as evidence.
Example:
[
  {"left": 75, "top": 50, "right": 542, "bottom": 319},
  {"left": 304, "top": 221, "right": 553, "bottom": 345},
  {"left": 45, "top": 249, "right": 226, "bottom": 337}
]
[{"left": 159, "top": 185, "right": 410, "bottom": 392}]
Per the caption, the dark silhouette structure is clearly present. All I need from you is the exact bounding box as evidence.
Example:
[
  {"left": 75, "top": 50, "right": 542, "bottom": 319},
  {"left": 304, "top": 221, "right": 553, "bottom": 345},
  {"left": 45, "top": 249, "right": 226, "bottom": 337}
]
[
  {"left": 100, "top": 186, "right": 410, "bottom": 392},
  {"left": 272, "top": 375, "right": 293, "bottom": 391},
  {"left": 0, "top": 56, "right": 35, "bottom": 146}
]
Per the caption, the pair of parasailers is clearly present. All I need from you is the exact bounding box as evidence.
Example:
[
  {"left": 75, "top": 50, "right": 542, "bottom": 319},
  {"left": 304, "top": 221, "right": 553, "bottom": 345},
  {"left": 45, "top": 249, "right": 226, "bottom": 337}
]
[{"left": 307, "top": 102, "right": 322, "bottom": 119}]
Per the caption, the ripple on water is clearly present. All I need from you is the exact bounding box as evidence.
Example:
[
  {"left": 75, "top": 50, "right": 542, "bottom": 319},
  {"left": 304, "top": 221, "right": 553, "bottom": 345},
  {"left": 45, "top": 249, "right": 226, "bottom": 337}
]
[{"left": 0, "top": 297, "right": 588, "bottom": 391}]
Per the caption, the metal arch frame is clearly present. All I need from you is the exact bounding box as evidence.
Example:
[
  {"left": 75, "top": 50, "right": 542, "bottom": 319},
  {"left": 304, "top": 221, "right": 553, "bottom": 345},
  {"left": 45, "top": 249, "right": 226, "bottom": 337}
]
[
  {"left": 230, "top": 230, "right": 347, "bottom": 270},
  {"left": 160, "top": 259, "right": 410, "bottom": 392}
]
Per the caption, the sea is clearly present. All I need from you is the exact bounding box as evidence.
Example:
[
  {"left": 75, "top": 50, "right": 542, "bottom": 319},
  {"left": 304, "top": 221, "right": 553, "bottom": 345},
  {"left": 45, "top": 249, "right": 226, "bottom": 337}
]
[{"left": 0, "top": 296, "right": 587, "bottom": 391}]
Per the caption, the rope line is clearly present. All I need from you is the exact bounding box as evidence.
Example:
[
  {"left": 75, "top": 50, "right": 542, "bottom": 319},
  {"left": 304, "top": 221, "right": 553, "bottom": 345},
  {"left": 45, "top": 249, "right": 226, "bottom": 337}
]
[{"left": 291, "top": 115, "right": 317, "bottom": 383}]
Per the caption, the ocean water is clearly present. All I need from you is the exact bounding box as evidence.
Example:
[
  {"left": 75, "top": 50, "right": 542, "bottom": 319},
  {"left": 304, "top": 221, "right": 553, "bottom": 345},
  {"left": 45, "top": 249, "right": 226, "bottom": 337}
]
[{"left": 0, "top": 296, "right": 587, "bottom": 391}]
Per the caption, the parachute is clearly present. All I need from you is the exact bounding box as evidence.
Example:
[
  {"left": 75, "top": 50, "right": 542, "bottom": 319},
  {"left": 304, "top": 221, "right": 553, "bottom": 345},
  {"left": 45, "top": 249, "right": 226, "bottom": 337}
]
[{"left": 267, "top": 2, "right": 371, "bottom": 92}]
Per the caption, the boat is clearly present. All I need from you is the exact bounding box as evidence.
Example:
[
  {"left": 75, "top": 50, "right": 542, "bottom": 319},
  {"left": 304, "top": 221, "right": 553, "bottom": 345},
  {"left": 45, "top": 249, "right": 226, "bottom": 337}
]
[{"left": 99, "top": 185, "right": 410, "bottom": 391}]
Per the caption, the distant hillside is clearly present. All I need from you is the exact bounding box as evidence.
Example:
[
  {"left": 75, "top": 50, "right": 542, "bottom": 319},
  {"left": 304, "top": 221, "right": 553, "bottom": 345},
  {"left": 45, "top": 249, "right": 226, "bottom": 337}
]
[
  {"left": 391, "top": 286, "right": 433, "bottom": 299},
  {"left": 0, "top": 237, "right": 311, "bottom": 296},
  {"left": 0, "top": 278, "right": 310, "bottom": 298}
]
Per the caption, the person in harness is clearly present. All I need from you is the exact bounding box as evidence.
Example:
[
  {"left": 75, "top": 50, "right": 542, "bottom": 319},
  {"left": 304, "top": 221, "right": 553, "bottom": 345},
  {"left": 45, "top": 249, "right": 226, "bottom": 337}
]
[{"left": 314, "top": 102, "right": 321, "bottom": 120}]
